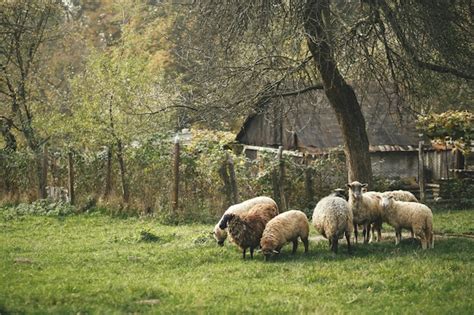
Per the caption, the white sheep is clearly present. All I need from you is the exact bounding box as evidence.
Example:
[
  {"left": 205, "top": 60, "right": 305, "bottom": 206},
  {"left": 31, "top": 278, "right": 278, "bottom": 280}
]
[
  {"left": 260, "top": 210, "right": 309, "bottom": 260},
  {"left": 347, "top": 182, "right": 383, "bottom": 244},
  {"left": 383, "top": 190, "right": 418, "bottom": 202},
  {"left": 312, "top": 195, "right": 353, "bottom": 254},
  {"left": 378, "top": 195, "right": 434, "bottom": 249},
  {"left": 382, "top": 190, "right": 419, "bottom": 238},
  {"left": 213, "top": 196, "right": 278, "bottom": 246}
]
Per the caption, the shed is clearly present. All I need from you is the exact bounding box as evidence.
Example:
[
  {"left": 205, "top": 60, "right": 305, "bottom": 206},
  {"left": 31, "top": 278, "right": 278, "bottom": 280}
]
[{"left": 236, "top": 87, "right": 464, "bottom": 181}]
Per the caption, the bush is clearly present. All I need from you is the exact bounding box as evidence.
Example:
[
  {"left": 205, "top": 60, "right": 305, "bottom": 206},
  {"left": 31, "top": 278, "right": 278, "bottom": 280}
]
[
  {"left": 0, "top": 130, "right": 349, "bottom": 223},
  {"left": 3, "top": 199, "right": 76, "bottom": 218}
]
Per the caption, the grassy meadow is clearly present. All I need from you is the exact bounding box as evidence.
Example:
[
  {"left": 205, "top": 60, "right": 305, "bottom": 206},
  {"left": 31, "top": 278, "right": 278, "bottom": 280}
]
[{"left": 1, "top": 208, "right": 473, "bottom": 314}]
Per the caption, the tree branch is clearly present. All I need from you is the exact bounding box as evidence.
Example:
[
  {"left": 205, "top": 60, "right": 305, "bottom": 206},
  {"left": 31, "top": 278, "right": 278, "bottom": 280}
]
[{"left": 379, "top": 0, "right": 474, "bottom": 81}]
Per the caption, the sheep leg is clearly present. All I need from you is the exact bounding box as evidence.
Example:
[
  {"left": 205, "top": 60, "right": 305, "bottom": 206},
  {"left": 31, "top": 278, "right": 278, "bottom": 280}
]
[
  {"left": 292, "top": 239, "right": 298, "bottom": 254},
  {"left": 250, "top": 247, "right": 254, "bottom": 259},
  {"left": 369, "top": 224, "right": 375, "bottom": 243},
  {"left": 242, "top": 248, "right": 246, "bottom": 259},
  {"left": 353, "top": 224, "right": 358, "bottom": 244},
  {"left": 410, "top": 228, "right": 415, "bottom": 239},
  {"left": 345, "top": 230, "right": 353, "bottom": 254},
  {"left": 371, "top": 221, "right": 382, "bottom": 242},
  {"left": 302, "top": 237, "right": 309, "bottom": 253},
  {"left": 331, "top": 235, "right": 338, "bottom": 254},
  {"left": 395, "top": 228, "right": 402, "bottom": 245},
  {"left": 363, "top": 224, "right": 369, "bottom": 244}
]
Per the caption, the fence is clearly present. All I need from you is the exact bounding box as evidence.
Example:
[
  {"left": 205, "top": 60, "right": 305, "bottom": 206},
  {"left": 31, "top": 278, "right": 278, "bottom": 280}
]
[{"left": 0, "top": 132, "right": 348, "bottom": 221}]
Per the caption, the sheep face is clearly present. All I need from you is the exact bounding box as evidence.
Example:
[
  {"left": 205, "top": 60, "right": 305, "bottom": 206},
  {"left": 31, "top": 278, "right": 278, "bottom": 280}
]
[
  {"left": 346, "top": 181, "right": 368, "bottom": 200},
  {"left": 261, "top": 248, "right": 279, "bottom": 260},
  {"left": 213, "top": 226, "right": 226, "bottom": 246},
  {"left": 379, "top": 195, "right": 394, "bottom": 210}
]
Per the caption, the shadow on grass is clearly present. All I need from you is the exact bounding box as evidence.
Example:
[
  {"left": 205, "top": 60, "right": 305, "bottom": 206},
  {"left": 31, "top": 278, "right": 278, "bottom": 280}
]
[{"left": 236, "top": 236, "right": 474, "bottom": 264}]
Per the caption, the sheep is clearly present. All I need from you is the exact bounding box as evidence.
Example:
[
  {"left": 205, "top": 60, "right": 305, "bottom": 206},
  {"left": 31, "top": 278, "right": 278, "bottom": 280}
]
[
  {"left": 383, "top": 190, "right": 418, "bottom": 202},
  {"left": 346, "top": 181, "right": 384, "bottom": 244},
  {"left": 330, "top": 188, "right": 347, "bottom": 200},
  {"left": 382, "top": 190, "right": 419, "bottom": 238},
  {"left": 213, "top": 196, "right": 277, "bottom": 246},
  {"left": 312, "top": 195, "right": 353, "bottom": 254},
  {"left": 218, "top": 203, "right": 278, "bottom": 259},
  {"left": 377, "top": 195, "right": 434, "bottom": 249},
  {"left": 260, "top": 210, "right": 309, "bottom": 260}
]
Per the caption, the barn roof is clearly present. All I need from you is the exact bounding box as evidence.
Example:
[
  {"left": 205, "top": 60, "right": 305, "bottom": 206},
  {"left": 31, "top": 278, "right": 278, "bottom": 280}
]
[{"left": 236, "top": 85, "right": 420, "bottom": 153}]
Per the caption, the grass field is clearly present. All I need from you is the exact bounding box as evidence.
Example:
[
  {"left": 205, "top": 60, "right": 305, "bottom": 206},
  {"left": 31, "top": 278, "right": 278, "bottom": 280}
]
[{"left": 1, "top": 208, "right": 473, "bottom": 314}]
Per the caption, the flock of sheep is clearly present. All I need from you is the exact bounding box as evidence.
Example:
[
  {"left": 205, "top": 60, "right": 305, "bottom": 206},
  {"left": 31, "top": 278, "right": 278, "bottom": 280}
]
[{"left": 213, "top": 181, "right": 434, "bottom": 260}]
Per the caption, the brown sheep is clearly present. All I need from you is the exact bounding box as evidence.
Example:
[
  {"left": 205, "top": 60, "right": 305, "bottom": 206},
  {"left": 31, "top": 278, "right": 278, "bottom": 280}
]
[{"left": 219, "top": 203, "right": 278, "bottom": 259}]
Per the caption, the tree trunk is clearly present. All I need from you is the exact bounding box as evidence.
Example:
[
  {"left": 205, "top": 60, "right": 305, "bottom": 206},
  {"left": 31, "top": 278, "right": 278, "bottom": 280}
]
[
  {"left": 116, "top": 139, "right": 129, "bottom": 203},
  {"left": 304, "top": 0, "right": 373, "bottom": 187},
  {"left": 103, "top": 145, "right": 113, "bottom": 199}
]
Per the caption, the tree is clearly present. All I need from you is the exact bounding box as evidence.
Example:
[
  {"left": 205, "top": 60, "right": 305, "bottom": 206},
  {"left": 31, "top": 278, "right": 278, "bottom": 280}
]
[
  {"left": 0, "top": 0, "right": 65, "bottom": 198},
  {"left": 173, "top": 0, "right": 473, "bottom": 186}
]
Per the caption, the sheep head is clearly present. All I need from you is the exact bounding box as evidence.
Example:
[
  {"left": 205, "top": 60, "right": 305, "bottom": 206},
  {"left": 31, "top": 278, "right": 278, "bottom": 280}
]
[
  {"left": 213, "top": 225, "right": 227, "bottom": 246},
  {"left": 346, "top": 181, "right": 368, "bottom": 200},
  {"left": 218, "top": 213, "right": 235, "bottom": 230},
  {"left": 378, "top": 195, "right": 394, "bottom": 210}
]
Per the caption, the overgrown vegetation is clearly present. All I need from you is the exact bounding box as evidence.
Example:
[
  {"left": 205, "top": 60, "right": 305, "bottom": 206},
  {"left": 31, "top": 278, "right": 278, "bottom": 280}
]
[
  {"left": 1, "top": 209, "right": 473, "bottom": 314},
  {"left": 0, "top": 130, "right": 348, "bottom": 222}
]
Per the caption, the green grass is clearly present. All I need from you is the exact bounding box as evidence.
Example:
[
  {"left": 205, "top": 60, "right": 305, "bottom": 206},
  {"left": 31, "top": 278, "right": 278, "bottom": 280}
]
[{"left": 1, "top": 209, "right": 473, "bottom": 314}]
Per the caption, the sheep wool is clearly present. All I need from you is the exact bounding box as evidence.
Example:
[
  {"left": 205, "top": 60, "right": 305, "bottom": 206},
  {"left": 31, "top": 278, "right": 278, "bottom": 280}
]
[
  {"left": 383, "top": 190, "right": 418, "bottom": 202},
  {"left": 260, "top": 210, "right": 309, "bottom": 260},
  {"left": 219, "top": 203, "right": 278, "bottom": 259},
  {"left": 347, "top": 181, "right": 383, "bottom": 243},
  {"left": 380, "top": 196, "right": 434, "bottom": 249},
  {"left": 213, "top": 196, "right": 277, "bottom": 246},
  {"left": 312, "top": 195, "right": 353, "bottom": 254}
]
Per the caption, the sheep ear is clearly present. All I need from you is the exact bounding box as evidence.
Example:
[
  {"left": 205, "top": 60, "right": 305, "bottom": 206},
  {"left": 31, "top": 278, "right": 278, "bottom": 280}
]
[
  {"left": 256, "top": 249, "right": 262, "bottom": 253},
  {"left": 272, "top": 250, "right": 279, "bottom": 254},
  {"left": 346, "top": 184, "right": 352, "bottom": 189},
  {"left": 362, "top": 183, "right": 368, "bottom": 188},
  {"left": 374, "top": 195, "right": 381, "bottom": 200},
  {"left": 388, "top": 195, "right": 394, "bottom": 199}
]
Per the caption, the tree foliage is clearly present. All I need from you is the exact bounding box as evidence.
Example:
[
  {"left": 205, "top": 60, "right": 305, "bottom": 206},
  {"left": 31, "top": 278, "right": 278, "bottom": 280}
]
[{"left": 417, "top": 110, "right": 473, "bottom": 154}]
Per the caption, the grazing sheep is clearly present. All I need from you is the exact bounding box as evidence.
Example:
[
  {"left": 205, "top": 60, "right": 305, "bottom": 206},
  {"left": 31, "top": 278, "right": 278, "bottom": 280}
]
[
  {"left": 346, "top": 182, "right": 383, "bottom": 244},
  {"left": 383, "top": 190, "right": 418, "bottom": 202},
  {"left": 213, "top": 196, "right": 277, "bottom": 246},
  {"left": 312, "top": 195, "right": 353, "bottom": 254},
  {"left": 260, "top": 210, "right": 309, "bottom": 260},
  {"left": 378, "top": 195, "right": 434, "bottom": 249},
  {"left": 219, "top": 203, "right": 278, "bottom": 259}
]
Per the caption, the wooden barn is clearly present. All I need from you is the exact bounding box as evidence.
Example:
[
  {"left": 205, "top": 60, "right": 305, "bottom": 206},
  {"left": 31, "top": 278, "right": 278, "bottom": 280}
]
[{"left": 236, "top": 86, "right": 467, "bottom": 182}]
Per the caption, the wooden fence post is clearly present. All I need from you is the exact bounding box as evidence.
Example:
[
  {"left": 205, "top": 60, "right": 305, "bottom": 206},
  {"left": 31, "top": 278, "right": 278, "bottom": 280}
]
[
  {"left": 42, "top": 145, "right": 48, "bottom": 198},
  {"left": 171, "top": 135, "right": 180, "bottom": 213},
  {"left": 418, "top": 141, "right": 425, "bottom": 202},
  {"left": 304, "top": 156, "right": 315, "bottom": 207},
  {"left": 273, "top": 146, "right": 287, "bottom": 212},
  {"left": 68, "top": 150, "right": 75, "bottom": 205},
  {"left": 227, "top": 153, "right": 239, "bottom": 205}
]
